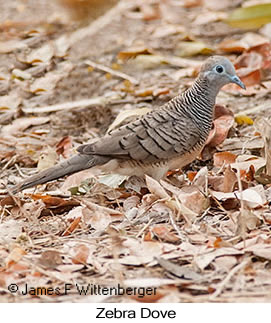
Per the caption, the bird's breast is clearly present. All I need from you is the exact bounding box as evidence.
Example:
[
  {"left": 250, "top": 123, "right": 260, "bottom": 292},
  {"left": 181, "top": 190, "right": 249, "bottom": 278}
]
[{"left": 100, "top": 142, "right": 203, "bottom": 181}]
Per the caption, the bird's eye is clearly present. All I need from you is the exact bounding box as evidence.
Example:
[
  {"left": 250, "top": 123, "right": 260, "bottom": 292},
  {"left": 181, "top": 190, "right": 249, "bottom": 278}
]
[{"left": 215, "top": 65, "right": 224, "bottom": 73}]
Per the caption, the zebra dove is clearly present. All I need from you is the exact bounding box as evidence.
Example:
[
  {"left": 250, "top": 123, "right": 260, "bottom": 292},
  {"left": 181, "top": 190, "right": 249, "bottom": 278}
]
[{"left": 13, "top": 56, "right": 245, "bottom": 193}]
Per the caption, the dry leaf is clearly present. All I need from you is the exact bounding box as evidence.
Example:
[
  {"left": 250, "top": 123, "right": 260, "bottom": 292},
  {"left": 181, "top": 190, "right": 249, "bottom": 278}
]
[
  {"left": 5, "top": 247, "right": 26, "bottom": 267},
  {"left": 56, "top": 136, "right": 73, "bottom": 158},
  {"left": 194, "top": 247, "right": 243, "bottom": 270},
  {"left": 145, "top": 175, "right": 170, "bottom": 199},
  {"left": 147, "top": 224, "right": 179, "bottom": 243},
  {"left": 223, "top": 165, "right": 238, "bottom": 193},
  {"left": 97, "top": 173, "right": 128, "bottom": 188},
  {"left": 218, "top": 33, "right": 269, "bottom": 53},
  {"left": 117, "top": 47, "right": 152, "bottom": 61},
  {"left": 63, "top": 217, "right": 81, "bottom": 236},
  {"left": 61, "top": 168, "right": 101, "bottom": 191},
  {"left": 25, "top": 43, "right": 54, "bottom": 65},
  {"left": 156, "top": 257, "right": 202, "bottom": 280},
  {"left": 0, "top": 220, "right": 23, "bottom": 244},
  {"left": 152, "top": 24, "right": 185, "bottom": 38},
  {"left": 230, "top": 155, "right": 266, "bottom": 172},
  {"left": 71, "top": 244, "right": 90, "bottom": 264},
  {"left": 244, "top": 243, "right": 271, "bottom": 260},
  {"left": 206, "top": 115, "right": 235, "bottom": 147},
  {"left": 235, "top": 115, "right": 254, "bottom": 125},
  {"left": 0, "top": 39, "right": 27, "bottom": 54},
  {"left": 175, "top": 41, "right": 213, "bottom": 57},
  {"left": 177, "top": 186, "right": 209, "bottom": 215},
  {"left": 242, "top": 209, "right": 260, "bottom": 231},
  {"left": 211, "top": 185, "right": 267, "bottom": 208},
  {"left": 38, "top": 250, "right": 63, "bottom": 268},
  {"left": 255, "top": 118, "right": 271, "bottom": 176},
  {"left": 236, "top": 53, "right": 261, "bottom": 82},
  {"left": 1, "top": 117, "right": 50, "bottom": 137},
  {"left": 131, "top": 54, "right": 166, "bottom": 70},
  {"left": 129, "top": 290, "right": 165, "bottom": 303},
  {"left": 214, "top": 256, "right": 237, "bottom": 271},
  {"left": 227, "top": 4, "right": 271, "bottom": 29},
  {"left": 213, "top": 152, "right": 237, "bottom": 167}
]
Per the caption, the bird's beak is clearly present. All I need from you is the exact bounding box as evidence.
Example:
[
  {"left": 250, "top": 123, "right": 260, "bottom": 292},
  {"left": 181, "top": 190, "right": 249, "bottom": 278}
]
[{"left": 231, "top": 75, "right": 246, "bottom": 89}]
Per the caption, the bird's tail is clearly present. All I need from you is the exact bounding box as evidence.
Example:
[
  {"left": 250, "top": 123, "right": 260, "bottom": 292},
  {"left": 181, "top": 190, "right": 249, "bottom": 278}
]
[{"left": 12, "top": 154, "right": 94, "bottom": 193}]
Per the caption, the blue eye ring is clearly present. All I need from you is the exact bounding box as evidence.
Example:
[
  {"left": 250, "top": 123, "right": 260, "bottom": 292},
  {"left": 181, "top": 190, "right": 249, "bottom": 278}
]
[{"left": 216, "top": 65, "right": 224, "bottom": 73}]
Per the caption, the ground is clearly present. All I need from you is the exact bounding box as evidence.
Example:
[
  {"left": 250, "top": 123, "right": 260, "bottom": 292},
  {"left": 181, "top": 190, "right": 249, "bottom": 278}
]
[{"left": 1, "top": 0, "right": 271, "bottom": 303}]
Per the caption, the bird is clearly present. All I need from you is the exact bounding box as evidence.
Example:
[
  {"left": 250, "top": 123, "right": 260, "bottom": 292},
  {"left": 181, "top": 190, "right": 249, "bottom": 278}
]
[{"left": 12, "top": 56, "right": 245, "bottom": 193}]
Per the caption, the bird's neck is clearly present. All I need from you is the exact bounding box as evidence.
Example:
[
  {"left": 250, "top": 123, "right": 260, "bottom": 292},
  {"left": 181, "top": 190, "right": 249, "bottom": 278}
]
[{"left": 181, "top": 76, "right": 219, "bottom": 134}]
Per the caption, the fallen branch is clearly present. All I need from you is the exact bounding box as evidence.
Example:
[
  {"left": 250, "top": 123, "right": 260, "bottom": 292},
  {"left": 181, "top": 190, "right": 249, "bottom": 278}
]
[
  {"left": 235, "top": 101, "right": 271, "bottom": 117},
  {"left": 210, "top": 258, "right": 250, "bottom": 300},
  {"left": 22, "top": 97, "right": 107, "bottom": 114},
  {"left": 22, "top": 96, "right": 151, "bottom": 114},
  {"left": 85, "top": 59, "right": 139, "bottom": 85}
]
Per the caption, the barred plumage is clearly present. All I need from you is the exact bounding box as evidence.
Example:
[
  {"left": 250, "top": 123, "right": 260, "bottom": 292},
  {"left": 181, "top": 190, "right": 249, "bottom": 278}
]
[{"left": 13, "top": 56, "right": 245, "bottom": 193}]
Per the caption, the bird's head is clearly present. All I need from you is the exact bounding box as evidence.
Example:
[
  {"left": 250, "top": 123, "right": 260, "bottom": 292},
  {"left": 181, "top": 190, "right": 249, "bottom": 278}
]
[{"left": 200, "top": 56, "right": 245, "bottom": 90}]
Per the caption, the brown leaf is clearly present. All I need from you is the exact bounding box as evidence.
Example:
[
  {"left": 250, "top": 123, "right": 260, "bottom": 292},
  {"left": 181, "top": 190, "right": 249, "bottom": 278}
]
[
  {"left": 56, "top": 136, "right": 73, "bottom": 158},
  {"left": 0, "top": 196, "right": 20, "bottom": 208},
  {"left": 147, "top": 224, "right": 179, "bottom": 243},
  {"left": 213, "top": 104, "right": 234, "bottom": 119},
  {"left": 206, "top": 115, "right": 234, "bottom": 147},
  {"left": 31, "top": 195, "right": 80, "bottom": 215},
  {"left": 38, "top": 250, "right": 63, "bottom": 269},
  {"left": 234, "top": 52, "right": 263, "bottom": 87},
  {"left": 194, "top": 247, "right": 243, "bottom": 270},
  {"left": 62, "top": 217, "right": 81, "bottom": 236},
  {"left": 178, "top": 186, "right": 209, "bottom": 215},
  {"left": 117, "top": 47, "right": 152, "bottom": 61},
  {"left": 129, "top": 290, "right": 165, "bottom": 303},
  {"left": 1, "top": 117, "right": 50, "bottom": 137},
  {"left": 214, "top": 255, "right": 237, "bottom": 271},
  {"left": 140, "top": 3, "right": 160, "bottom": 21},
  {"left": 175, "top": 41, "right": 213, "bottom": 57},
  {"left": 145, "top": 175, "right": 170, "bottom": 199},
  {"left": 213, "top": 152, "right": 237, "bottom": 167},
  {"left": 71, "top": 244, "right": 90, "bottom": 264},
  {"left": 183, "top": 0, "right": 202, "bottom": 8},
  {"left": 245, "top": 165, "right": 255, "bottom": 182},
  {"left": 211, "top": 185, "right": 267, "bottom": 209},
  {"left": 218, "top": 33, "right": 269, "bottom": 53},
  {"left": 187, "top": 171, "right": 197, "bottom": 181},
  {"left": 5, "top": 247, "right": 26, "bottom": 268},
  {"left": 242, "top": 209, "right": 261, "bottom": 231},
  {"left": 223, "top": 165, "right": 237, "bottom": 193},
  {"left": 230, "top": 155, "right": 265, "bottom": 173}
]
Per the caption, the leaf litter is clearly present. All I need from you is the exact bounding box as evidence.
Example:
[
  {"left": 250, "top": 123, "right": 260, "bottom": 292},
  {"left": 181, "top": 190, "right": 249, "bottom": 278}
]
[{"left": 1, "top": 0, "right": 271, "bottom": 303}]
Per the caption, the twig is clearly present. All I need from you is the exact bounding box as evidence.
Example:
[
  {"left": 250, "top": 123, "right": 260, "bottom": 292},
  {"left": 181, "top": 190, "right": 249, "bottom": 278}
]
[
  {"left": 67, "top": 1, "right": 136, "bottom": 49},
  {"left": 136, "top": 218, "right": 153, "bottom": 238},
  {"left": 168, "top": 207, "right": 188, "bottom": 242},
  {"left": 22, "top": 97, "right": 146, "bottom": 114},
  {"left": 235, "top": 101, "right": 271, "bottom": 117},
  {"left": 210, "top": 258, "right": 250, "bottom": 300},
  {"left": 22, "top": 97, "right": 107, "bottom": 114},
  {"left": 85, "top": 59, "right": 139, "bottom": 85},
  {"left": 2, "top": 155, "right": 16, "bottom": 171},
  {"left": 14, "top": 163, "right": 29, "bottom": 179},
  {"left": 236, "top": 165, "right": 246, "bottom": 245}
]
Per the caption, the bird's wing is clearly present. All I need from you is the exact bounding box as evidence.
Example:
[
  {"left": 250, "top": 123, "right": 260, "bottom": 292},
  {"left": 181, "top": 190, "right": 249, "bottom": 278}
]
[{"left": 77, "top": 105, "right": 201, "bottom": 163}]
